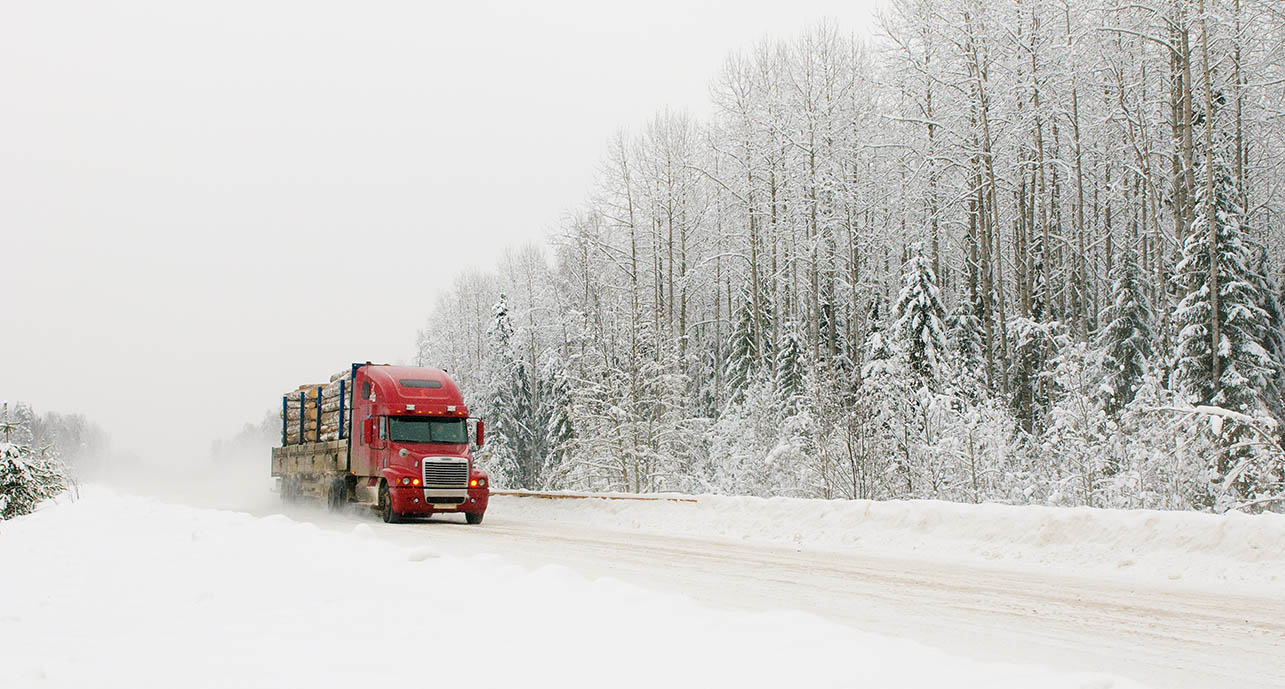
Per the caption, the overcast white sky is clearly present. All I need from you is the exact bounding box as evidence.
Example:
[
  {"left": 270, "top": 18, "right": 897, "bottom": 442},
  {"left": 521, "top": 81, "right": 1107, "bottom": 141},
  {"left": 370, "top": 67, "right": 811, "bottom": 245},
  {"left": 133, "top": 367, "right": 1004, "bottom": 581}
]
[{"left": 1, "top": 0, "right": 878, "bottom": 462}]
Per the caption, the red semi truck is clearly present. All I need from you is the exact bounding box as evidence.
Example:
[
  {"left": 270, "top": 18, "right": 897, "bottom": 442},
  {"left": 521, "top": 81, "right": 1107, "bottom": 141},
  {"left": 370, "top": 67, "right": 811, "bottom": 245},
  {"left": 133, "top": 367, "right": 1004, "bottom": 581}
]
[{"left": 270, "top": 363, "right": 490, "bottom": 524}]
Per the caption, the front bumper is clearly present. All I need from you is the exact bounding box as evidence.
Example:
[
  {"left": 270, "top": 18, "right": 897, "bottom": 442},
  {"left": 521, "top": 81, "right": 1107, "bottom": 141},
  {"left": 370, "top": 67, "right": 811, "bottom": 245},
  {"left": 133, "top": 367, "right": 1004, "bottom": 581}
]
[{"left": 388, "top": 484, "right": 489, "bottom": 515}]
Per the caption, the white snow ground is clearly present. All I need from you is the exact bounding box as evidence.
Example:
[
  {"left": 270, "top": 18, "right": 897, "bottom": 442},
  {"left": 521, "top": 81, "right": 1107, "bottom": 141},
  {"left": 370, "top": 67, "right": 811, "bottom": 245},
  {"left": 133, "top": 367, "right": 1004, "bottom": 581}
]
[{"left": 1, "top": 488, "right": 1154, "bottom": 689}]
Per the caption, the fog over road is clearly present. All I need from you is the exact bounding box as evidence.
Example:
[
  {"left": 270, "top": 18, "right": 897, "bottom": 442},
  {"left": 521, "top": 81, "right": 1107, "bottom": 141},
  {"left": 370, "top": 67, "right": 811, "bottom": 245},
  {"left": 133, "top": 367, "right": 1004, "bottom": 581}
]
[{"left": 236, "top": 492, "right": 1283, "bottom": 689}]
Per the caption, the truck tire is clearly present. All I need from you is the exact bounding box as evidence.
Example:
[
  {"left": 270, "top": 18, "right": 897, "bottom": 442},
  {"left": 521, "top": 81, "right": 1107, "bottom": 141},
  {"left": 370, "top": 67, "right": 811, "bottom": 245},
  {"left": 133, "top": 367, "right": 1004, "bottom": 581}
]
[
  {"left": 465, "top": 512, "right": 484, "bottom": 525},
  {"left": 379, "top": 483, "right": 401, "bottom": 524}
]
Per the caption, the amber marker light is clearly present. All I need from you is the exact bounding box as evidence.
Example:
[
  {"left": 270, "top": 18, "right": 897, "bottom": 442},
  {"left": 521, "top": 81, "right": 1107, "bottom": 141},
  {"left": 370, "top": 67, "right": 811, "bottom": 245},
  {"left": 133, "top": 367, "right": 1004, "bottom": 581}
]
[
  {"left": 470, "top": 479, "right": 478, "bottom": 487},
  {"left": 412, "top": 478, "right": 421, "bottom": 486}
]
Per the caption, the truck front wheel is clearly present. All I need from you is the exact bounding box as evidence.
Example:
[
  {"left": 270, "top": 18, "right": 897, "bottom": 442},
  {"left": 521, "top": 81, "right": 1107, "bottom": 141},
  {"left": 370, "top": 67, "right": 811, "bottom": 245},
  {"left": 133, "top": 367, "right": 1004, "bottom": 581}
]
[
  {"left": 465, "top": 512, "right": 484, "bottom": 525},
  {"left": 379, "top": 483, "right": 401, "bottom": 524}
]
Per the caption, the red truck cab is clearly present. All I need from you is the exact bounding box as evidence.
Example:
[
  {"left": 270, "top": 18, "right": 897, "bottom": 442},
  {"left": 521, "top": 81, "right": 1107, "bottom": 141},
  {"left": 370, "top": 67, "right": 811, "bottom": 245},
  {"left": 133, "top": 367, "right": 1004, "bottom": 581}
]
[{"left": 349, "top": 365, "right": 489, "bottom": 524}]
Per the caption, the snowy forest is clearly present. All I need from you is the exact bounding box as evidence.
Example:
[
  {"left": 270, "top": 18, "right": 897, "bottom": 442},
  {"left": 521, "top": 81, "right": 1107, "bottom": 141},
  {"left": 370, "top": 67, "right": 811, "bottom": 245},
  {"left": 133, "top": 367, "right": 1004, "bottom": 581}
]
[
  {"left": 415, "top": 1, "right": 1285, "bottom": 513},
  {"left": 0, "top": 402, "right": 108, "bottom": 471},
  {"left": 0, "top": 403, "right": 95, "bottom": 518}
]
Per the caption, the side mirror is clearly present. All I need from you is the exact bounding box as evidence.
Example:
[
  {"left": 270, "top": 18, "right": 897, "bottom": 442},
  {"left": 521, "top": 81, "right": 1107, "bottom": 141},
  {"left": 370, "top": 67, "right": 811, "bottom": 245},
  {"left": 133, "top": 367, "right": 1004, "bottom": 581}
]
[
  {"left": 363, "top": 417, "right": 375, "bottom": 444},
  {"left": 475, "top": 419, "right": 485, "bottom": 448}
]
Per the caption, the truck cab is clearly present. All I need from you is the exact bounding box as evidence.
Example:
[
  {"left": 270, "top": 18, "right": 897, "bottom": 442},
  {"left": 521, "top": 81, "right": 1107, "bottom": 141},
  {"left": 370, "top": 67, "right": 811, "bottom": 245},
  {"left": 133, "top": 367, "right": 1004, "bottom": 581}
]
[{"left": 349, "top": 365, "right": 490, "bottom": 523}]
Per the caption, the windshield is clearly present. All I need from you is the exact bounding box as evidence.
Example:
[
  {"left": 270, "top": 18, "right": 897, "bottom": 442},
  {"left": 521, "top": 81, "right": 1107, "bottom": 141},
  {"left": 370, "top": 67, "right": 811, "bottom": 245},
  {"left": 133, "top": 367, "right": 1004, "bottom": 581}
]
[{"left": 387, "top": 417, "right": 468, "bottom": 444}]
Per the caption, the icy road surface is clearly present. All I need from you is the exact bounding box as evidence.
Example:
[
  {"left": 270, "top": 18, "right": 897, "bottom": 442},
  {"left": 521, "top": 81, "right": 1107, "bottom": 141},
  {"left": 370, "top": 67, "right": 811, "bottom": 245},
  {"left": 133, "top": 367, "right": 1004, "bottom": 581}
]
[{"left": 260, "top": 494, "right": 1285, "bottom": 689}]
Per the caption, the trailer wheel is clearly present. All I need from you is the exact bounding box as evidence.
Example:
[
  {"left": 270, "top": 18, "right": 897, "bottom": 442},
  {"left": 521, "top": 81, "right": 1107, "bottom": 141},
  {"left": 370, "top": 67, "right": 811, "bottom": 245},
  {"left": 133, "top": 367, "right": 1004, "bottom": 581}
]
[
  {"left": 379, "top": 483, "right": 401, "bottom": 524},
  {"left": 465, "top": 512, "right": 484, "bottom": 525}
]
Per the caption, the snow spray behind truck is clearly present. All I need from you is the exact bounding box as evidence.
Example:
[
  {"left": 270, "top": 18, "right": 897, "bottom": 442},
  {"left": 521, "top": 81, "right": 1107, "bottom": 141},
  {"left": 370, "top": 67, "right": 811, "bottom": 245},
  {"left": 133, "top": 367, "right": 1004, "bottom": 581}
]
[{"left": 271, "top": 363, "right": 490, "bottom": 524}]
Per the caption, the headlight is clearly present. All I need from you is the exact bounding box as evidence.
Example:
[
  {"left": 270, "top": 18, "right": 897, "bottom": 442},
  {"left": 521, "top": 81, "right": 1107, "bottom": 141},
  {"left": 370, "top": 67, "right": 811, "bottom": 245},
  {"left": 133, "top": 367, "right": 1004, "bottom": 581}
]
[{"left": 401, "top": 477, "right": 410, "bottom": 486}]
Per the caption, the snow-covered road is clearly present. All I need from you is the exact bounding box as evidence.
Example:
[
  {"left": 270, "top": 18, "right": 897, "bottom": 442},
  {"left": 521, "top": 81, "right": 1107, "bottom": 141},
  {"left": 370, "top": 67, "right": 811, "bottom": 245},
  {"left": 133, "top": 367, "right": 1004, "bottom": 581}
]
[
  {"left": 9, "top": 475, "right": 1282, "bottom": 689},
  {"left": 358, "top": 510, "right": 1284, "bottom": 689},
  {"left": 220, "top": 484, "right": 1283, "bottom": 689},
  {"left": 2, "top": 489, "right": 1153, "bottom": 689}
]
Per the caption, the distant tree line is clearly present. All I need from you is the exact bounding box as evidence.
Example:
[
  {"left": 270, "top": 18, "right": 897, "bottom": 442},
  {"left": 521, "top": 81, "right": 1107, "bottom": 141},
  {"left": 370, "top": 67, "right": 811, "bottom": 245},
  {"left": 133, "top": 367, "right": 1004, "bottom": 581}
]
[
  {"left": 210, "top": 411, "right": 279, "bottom": 464},
  {"left": 417, "top": 3, "right": 1285, "bottom": 513}
]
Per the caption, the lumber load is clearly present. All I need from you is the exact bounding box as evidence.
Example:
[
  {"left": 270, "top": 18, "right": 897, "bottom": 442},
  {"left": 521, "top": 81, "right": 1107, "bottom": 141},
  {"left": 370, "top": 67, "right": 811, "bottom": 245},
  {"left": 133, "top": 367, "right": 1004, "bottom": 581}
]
[{"left": 279, "top": 369, "right": 353, "bottom": 444}]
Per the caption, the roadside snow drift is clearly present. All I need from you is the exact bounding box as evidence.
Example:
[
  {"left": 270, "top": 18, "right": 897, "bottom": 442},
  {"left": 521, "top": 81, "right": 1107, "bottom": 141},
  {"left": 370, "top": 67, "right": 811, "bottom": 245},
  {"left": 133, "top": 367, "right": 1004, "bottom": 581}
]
[
  {"left": 1, "top": 489, "right": 1149, "bottom": 689},
  {"left": 492, "top": 491, "right": 1285, "bottom": 594}
]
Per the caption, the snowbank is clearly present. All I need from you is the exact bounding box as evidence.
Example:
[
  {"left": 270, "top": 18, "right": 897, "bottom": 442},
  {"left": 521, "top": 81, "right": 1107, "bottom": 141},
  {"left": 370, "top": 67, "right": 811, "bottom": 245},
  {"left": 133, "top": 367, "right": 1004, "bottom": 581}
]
[
  {"left": 0, "top": 489, "right": 1146, "bottom": 689},
  {"left": 491, "top": 491, "right": 1285, "bottom": 594}
]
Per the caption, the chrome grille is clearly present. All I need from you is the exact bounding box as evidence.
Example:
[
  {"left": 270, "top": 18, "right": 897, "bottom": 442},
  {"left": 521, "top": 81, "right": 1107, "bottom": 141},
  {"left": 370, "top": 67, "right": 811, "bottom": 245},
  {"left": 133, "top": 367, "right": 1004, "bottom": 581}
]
[{"left": 423, "top": 459, "right": 469, "bottom": 487}]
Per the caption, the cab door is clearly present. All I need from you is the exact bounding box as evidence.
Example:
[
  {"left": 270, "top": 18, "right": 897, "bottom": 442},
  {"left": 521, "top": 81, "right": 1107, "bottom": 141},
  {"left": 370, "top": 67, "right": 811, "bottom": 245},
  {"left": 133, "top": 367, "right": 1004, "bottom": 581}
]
[{"left": 349, "top": 373, "right": 379, "bottom": 477}]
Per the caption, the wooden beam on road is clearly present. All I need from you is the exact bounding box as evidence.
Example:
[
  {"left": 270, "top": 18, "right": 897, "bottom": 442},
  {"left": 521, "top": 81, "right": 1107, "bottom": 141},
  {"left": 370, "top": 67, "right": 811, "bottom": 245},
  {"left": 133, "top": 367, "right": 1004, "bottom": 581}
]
[{"left": 491, "top": 490, "right": 697, "bottom": 503}]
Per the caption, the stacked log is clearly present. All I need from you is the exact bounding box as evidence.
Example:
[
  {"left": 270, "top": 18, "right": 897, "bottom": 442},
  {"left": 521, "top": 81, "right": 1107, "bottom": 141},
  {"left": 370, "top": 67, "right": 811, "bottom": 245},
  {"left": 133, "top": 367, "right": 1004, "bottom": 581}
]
[{"left": 280, "top": 369, "right": 353, "bottom": 444}]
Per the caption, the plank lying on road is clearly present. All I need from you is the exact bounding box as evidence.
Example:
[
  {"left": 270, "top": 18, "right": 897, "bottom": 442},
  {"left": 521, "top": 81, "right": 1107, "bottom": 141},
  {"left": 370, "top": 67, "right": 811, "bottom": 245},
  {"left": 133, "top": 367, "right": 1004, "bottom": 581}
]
[{"left": 491, "top": 490, "right": 697, "bottom": 503}]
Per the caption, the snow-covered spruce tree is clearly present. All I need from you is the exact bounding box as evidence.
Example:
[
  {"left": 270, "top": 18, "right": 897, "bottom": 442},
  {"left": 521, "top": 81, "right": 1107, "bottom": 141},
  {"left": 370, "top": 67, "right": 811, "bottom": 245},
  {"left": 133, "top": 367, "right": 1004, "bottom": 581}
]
[
  {"left": 1171, "top": 147, "right": 1276, "bottom": 507},
  {"left": 857, "top": 302, "right": 921, "bottom": 497},
  {"left": 723, "top": 285, "right": 773, "bottom": 406},
  {"left": 774, "top": 322, "right": 807, "bottom": 413},
  {"left": 1097, "top": 249, "right": 1154, "bottom": 416},
  {"left": 1, "top": 403, "right": 68, "bottom": 520},
  {"left": 510, "top": 361, "right": 537, "bottom": 483},
  {"left": 480, "top": 294, "right": 523, "bottom": 488},
  {"left": 946, "top": 296, "right": 985, "bottom": 398},
  {"left": 875, "top": 256, "right": 961, "bottom": 499},
  {"left": 9, "top": 403, "right": 35, "bottom": 446},
  {"left": 849, "top": 299, "right": 894, "bottom": 497},
  {"left": 536, "top": 353, "right": 575, "bottom": 489},
  {"left": 1279, "top": 277, "right": 1285, "bottom": 358},
  {"left": 861, "top": 297, "right": 896, "bottom": 379},
  {"left": 1252, "top": 252, "right": 1285, "bottom": 362},
  {"left": 724, "top": 293, "right": 759, "bottom": 405},
  {"left": 1250, "top": 249, "right": 1285, "bottom": 422},
  {"left": 894, "top": 244, "right": 949, "bottom": 392},
  {"left": 1007, "top": 317, "right": 1066, "bottom": 435},
  {"left": 1278, "top": 272, "right": 1285, "bottom": 430},
  {"left": 1173, "top": 152, "right": 1273, "bottom": 412}
]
